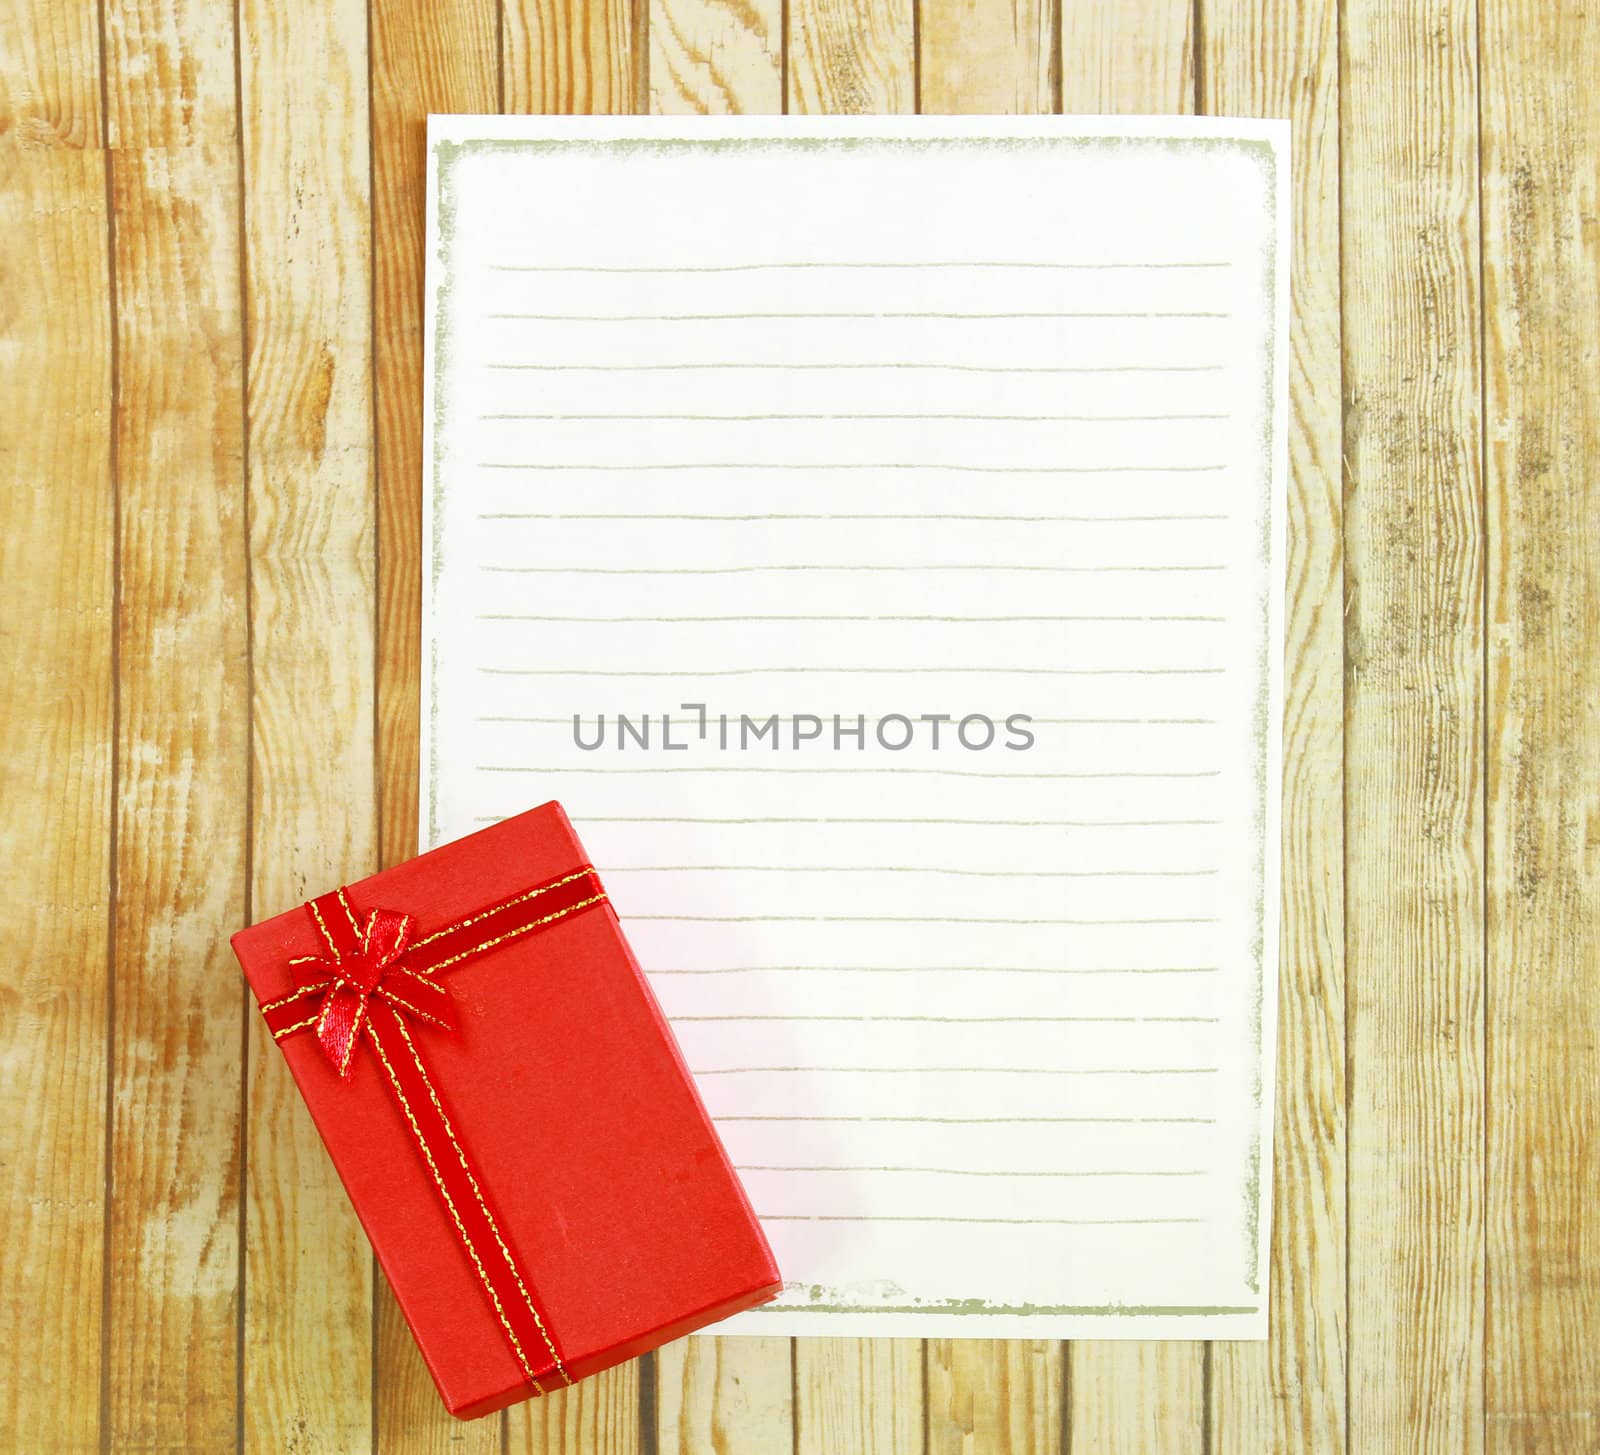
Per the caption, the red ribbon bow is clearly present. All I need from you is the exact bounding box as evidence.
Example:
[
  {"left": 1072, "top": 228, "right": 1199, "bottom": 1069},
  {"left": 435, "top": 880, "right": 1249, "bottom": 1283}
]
[
  {"left": 296, "top": 905, "right": 459, "bottom": 1077},
  {"left": 257, "top": 867, "right": 610, "bottom": 1394}
]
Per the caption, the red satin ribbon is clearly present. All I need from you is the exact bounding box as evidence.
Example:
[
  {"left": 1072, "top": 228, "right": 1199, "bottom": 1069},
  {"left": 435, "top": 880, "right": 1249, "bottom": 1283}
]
[{"left": 259, "top": 865, "right": 610, "bottom": 1394}]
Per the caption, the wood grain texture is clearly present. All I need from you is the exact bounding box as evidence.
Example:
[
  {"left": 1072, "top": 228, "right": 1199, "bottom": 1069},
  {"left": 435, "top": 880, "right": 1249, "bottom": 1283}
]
[
  {"left": 919, "top": 0, "right": 1051, "bottom": 112},
  {"left": 0, "top": 0, "right": 100, "bottom": 145},
  {"left": 500, "top": 0, "right": 645, "bottom": 1443},
  {"left": 926, "top": 1340, "right": 1061, "bottom": 1455},
  {"left": 1056, "top": 6, "right": 1202, "bottom": 1446},
  {"left": 102, "top": 0, "right": 236, "bottom": 147},
  {"left": 371, "top": 0, "right": 497, "bottom": 875},
  {"left": 0, "top": 139, "right": 113, "bottom": 1455},
  {"left": 238, "top": 0, "right": 377, "bottom": 1447},
  {"left": 99, "top": 6, "right": 249, "bottom": 1447},
  {"left": 789, "top": 0, "right": 913, "bottom": 112},
  {"left": 913, "top": 0, "right": 1058, "bottom": 1443},
  {"left": 1065, "top": 1341, "right": 1205, "bottom": 1454},
  {"left": 795, "top": 1338, "right": 922, "bottom": 1455},
  {"left": 1342, "top": 1, "right": 1486, "bottom": 1451},
  {"left": 655, "top": 1336, "right": 793, "bottom": 1454},
  {"left": 104, "top": 143, "right": 248, "bottom": 1455},
  {"left": 506, "top": 0, "right": 635, "bottom": 111},
  {"left": 640, "top": 11, "right": 793, "bottom": 1450},
  {"left": 512, "top": 1359, "right": 641, "bottom": 1455},
  {"left": 103, "top": 142, "right": 247, "bottom": 1455},
  {"left": 1480, "top": 4, "right": 1600, "bottom": 1452},
  {"left": 100, "top": 2, "right": 248, "bottom": 1448},
  {"left": 648, "top": 0, "right": 781, "bottom": 112},
  {"left": 1058, "top": 0, "right": 1191, "bottom": 114},
  {"left": 770, "top": 4, "right": 927, "bottom": 1447},
  {"left": 370, "top": 1, "right": 498, "bottom": 1448},
  {"left": 1201, "top": 0, "right": 1347, "bottom": 1450}
]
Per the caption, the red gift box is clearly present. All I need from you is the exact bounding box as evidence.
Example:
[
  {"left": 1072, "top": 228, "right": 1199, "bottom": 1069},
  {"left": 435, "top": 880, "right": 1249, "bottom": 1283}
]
[{"left": 231, "top": 801, "right": 780, "bottom": 1419}]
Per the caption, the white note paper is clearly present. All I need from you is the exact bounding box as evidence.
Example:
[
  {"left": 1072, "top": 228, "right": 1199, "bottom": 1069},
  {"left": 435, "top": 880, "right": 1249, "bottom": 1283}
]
[{"left": 422, "top": 115, "right": 1287, "bottom": 1339}]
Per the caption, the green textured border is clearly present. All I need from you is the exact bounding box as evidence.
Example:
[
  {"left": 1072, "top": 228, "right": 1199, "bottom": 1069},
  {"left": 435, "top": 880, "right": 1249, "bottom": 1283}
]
[{"left": 426, "top": 129, "right": 1283, "bottom": 1320}]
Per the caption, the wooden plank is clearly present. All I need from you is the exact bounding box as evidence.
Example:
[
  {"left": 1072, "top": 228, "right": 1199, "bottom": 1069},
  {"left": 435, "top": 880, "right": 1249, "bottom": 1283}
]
[
  {"left": 1341, "top": 0, "right": 1485, "bottom": 1450},
  {"left": 238, "top": 0, "right": 377, "bottom": 1446},
  {"left": 656, "top": 1337, "right": 793, "bottom": 1453},
  {"left": 649, "top": 0, "right": 780, "bottom": 112},
  {"left": 788, "top": 0, "right": 913, "bottom": 112},
  {"left": 101, "top": 0, "right": 237, "bottom": 148},
  {"left": 1054, "top": 4, "right": 1202, "bottom": 1448},
  {"left": 371, "top": 0, "right": 497, "bottom": 877},
  {"left": 497, "top": 0, "right": 645, "bottom": 1445},
  {"left": 918, "top": 0, "right": 1049, "bottom": 112},
  {"left": 504, "top": 0, "right": 634, "bottom": 111},
  {"left": 915, "top": 0, "right": 1053, "bottom": 1447},
  {"left": 1480, "top": 6, "right": 1600, "bottom": 1452},
  {"left": 0, "top": 0, "right": 101, "bottom": 145},
  {"left": 926, "top": 1341, "right": 1060, "bottom": 1455},
  {"left": 1066, "top": 1344, "right": 1205, "bottom": 1454},
  {"left": 514, "top": 1361, "right": 640, "bottom": 1455},
  {"left": 641, "top": 8, "right": 792, "bottom": 1449},
  {"left": 0, "top": 140, "right": 113, "bottom": 1455},
  {"left": 99, "top": 1, "right": 249, "bottom": 1447},
  {"left": 796, "top": 1339, "right": 921, "bottom": 1455},
  {"left": 782, "top": 0, "right": 922, "bottom": 1445},
  {"left": 103, "top": 139, "right": 248, "bottom": 1455},
  {"left": 1058, "top": 0, "right": 1190, "bottom": 114},
  {"left": 369, "top": 2, "right": 498, "bottom": 1449},
  {"left": 1199, "top": 1, "right": 1346, "bottom": 1450}
]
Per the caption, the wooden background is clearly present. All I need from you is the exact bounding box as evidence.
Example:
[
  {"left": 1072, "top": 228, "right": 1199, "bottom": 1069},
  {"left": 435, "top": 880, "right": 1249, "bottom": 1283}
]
[{"left": 2, "top": 0, "right": 1597, "bottom": 1448}]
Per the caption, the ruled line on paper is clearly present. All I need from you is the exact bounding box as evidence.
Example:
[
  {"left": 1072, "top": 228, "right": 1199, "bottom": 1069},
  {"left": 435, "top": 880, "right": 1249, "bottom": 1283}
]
[
  {"left": 694, "top": 1066, "right": 1222, "bottom": 1076},
  {"left": 485, "top": 309, "right": 1232, "bottom": 321},
  {"left": 628, "top": 914, "right": 1218, "bottom": 925},
  {"left": 757, "top": 1216, "right": 1208, "bottom": 1226},
  {"left": 477, "top": 715, "right": 1221, "bottom": 725},
  {"left": 486, "top": 360, "right": 1228, "bottom": 373},
  {"left": 672, "top": 1014, "right": 1220, "bottom": 1024},
  {"left": 473, "top": 563, "right": 1222, "bottom": 573},
  {"left": 480, "top": 411, "right": 1232, "bottom": 423},
  {"left": 478, "top": 666, "right": 1227, "bottom": 677},
  {"left": 477, "top": 612, "right": 1228, "bottom": 623},
  {"left": 477, "top": 460, "right": 1230, "bottom": 474},
  {"left": 643, "top": 966, "right": 1222, "bottom": 975},
  {"left": 489, "top": 259, "right": 1237, "bottom": 273},
  {"left": 738, "top": 1166, "right": 1209, "bottom": 1177},
  {"left": 715, "top": 1114, "right": 1219, "bottom": 1124},
  {"left": 491, "top": 816, "right": 1224, "bottom": 827},
  {"left": 603, "top": 866, "right": 1220, "bottom": 877},
  {"left": 475, "top": 766, "right": 1221, "bottom": 780},
  {"left": 474, "top": 516, "right": 1231, "bottom": 527}
]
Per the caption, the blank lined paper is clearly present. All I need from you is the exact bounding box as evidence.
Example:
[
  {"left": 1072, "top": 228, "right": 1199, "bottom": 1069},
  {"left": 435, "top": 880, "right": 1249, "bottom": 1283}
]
[{"left": 422, "top": 115, "right": 1287, "bottom": 1339}]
